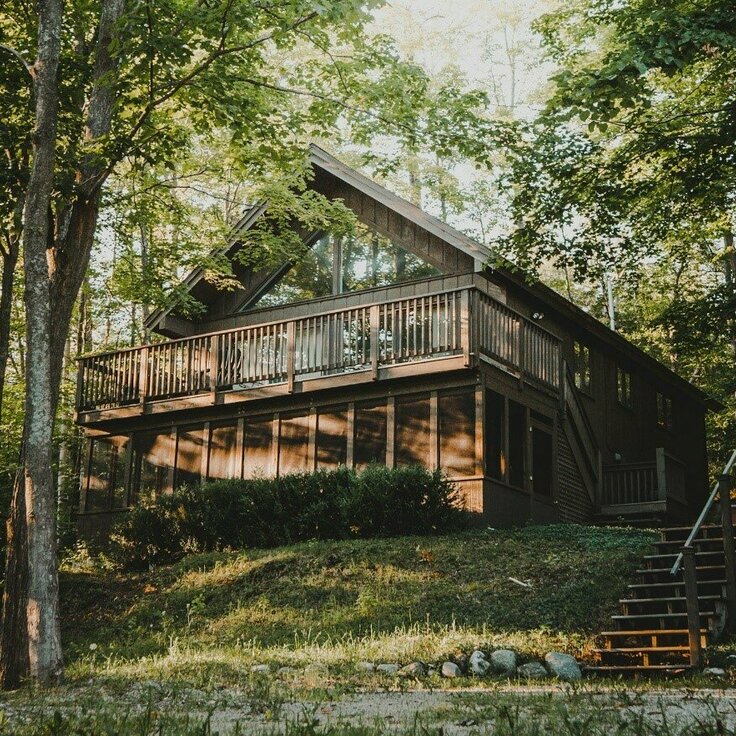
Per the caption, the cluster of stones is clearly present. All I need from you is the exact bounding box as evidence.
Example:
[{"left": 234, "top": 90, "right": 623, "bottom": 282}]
[{"left": 355, "top": 649, "right": 582, "bottom": 681}]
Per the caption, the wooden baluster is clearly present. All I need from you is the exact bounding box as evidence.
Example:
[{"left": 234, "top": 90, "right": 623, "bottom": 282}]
[
  {"left": 370, "top": 304, "right": 380, "bottom": 379},
  {"left": 287, "top": 321, "right": 295, "bottom": 392},
  {"left": 719, "top": 473, "right": 736, "bottom": 632},
  {"left": 461, "top": 290, "right": 470, "bottom": 366},
  {"left": 139, "top": 347, "right": 149, "bottom": 405},
  {"left": 209, "top": 335, "right": 219, "bottom": 402},
  {"left": 682, "top": 545, "right": 703, "bottom": 668}
]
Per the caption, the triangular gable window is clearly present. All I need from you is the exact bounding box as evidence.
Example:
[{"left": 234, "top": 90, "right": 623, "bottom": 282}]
[{"left": 247, "top": 225, "right": 441, "bottom": 310}]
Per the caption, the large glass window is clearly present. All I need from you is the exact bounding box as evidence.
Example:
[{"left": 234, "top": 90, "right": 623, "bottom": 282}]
[
  {"left": 573, "top": 341, "right": 592, "bottom": 393},
  {"left": 247, "top": 226, "right": 441, "bottom": 310},
  {"left": 131, "top": 430, "right": 175, "bottom": 503},
  {"left": 657, "top": 393, "right": 673, "bottom": 431},
  {"left": 243, "top": 416, "right": 274, "bottom": 479},
  {"left": 508, "top": 400, "right": 527, "bottom": 489},
  {"left": 354, "top": 401, "right": 387, "bottom": 468},
  {"left": 532, "top": 426, "right": 553, "bottom": 497},
  {"left": 316, "top": 407, "right": 348, "bottom": 468},
  {"left": 174, "top": 425, "right": 205, "bottom": 489},
  {"left": 439, "top": 390, "right": 475, "bottom": 478},
  {"left": 395, "top": 395, "right": 431, "bottom": 468},
  {"left": 485, "top": 390, "right": 506, "bottom": 481},
  {"left": 278, "top": 412, "right": 310, "bottom": 476},
  {"left": 85, "top": 435, "right": 128, "bottom": 512},
  {"left": 208, "top": 423, "right": 240, "bottom": 480},
  {"left": 617, "top": 367, "right": 633, "bottom": 408}
]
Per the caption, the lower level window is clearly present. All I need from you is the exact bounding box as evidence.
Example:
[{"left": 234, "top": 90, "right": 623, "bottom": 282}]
[
  {"left": 131, "top": 430, "right": 175, "bottom": 503},
  {"left": 85, "top": 435, "right": 128, "bottom": 512}
]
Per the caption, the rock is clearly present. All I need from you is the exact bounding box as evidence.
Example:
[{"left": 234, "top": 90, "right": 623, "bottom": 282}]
[
  {"left": 544, "top": 652, "right": 582, "bottom": 681},
  {"left": 399, "top": 661, "right": 427, "bottom": 677},
  {"left": 490, "top": 649, "right": 517, "bottom": 676},
  {"left": 250, "top": 664, "right": 270, "bottom": 674},
  {"left": 277, "top": 666, "right": 296, "bottom": 675},
  {"left": 441, "top": 661, "right": 462, "bottom": 678},
  {"left": 725, "top": 655, "right": 736, "bottom": 669},
  {"left": 469, "top": 650, "right": 491, "bottom": 676},
  {"left": 376, "top": 663, "right": 400, "bottom": 675},
  {"left": 703, "top": 667, "right": 727, "bottom": 678},
  {"left": 517, "top": 662, "right": 547, "bottom": 679},
  {"left": 356, "top": 661, "right": 376, "bottom": 672}
]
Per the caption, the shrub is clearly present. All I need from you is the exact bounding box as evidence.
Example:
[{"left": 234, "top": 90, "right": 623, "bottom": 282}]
[{"left": 108, "top": 465, "right": 466, "bottom": 570}]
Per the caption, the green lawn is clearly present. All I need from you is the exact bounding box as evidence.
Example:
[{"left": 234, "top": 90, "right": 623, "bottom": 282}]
[{"left": 59, "top": 524, "right": 657, "bottom": 687}]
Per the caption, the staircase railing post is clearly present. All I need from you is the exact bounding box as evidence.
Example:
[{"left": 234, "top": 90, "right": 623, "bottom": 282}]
[
  {"left": 681, "top": 545, "right": 703, "bottom": 669},
  {"left": 718, "top": 472, "right": 736, "bottom": 632}
]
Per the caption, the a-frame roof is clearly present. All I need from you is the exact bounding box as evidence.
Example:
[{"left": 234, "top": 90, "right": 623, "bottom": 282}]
[{"left": 143, "top": 145, "right": 715, "bottom": 407}]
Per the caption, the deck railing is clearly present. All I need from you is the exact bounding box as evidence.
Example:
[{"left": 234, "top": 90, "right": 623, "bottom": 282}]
[
  {"left": 76, "top": 287, "right": 561, "bottom": 412},
  {"left": 600, "top": 448, "right": 687, "bottom": 508}
]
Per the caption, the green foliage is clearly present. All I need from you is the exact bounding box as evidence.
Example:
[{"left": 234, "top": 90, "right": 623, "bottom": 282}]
[{"left": 106, "top": 466, "right": 465, "bottom": 570}]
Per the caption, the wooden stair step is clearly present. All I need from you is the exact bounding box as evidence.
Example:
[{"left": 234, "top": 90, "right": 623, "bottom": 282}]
[
  {"left": 600, "top": 629, "right": 707, "bottom": 636},
  {"left": 628, "top": 579, "right": 726, "bottom": 590},
  {"left": 612, "top": 611, "right": 718, "bottom": 621},
  {"left": 619, "top": 595, "right": 721, "bottom": 604},
  {"left": 585, "top": 664, "right": 692, "bottom": 674},
  {"left": 593, "top": 646, "right": 690, "bottom": 654}
]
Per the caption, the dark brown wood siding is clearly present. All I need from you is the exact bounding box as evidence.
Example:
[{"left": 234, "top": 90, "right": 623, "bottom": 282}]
[{"left": 557, "top": 429, "right": 593, "bottom": 523}]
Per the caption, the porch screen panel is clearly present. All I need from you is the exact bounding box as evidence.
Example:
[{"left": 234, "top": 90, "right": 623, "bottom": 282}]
[
  {"left": 395, "top": 395, "right": 430, "bottom": 468},
  {"left": 279, "top": 412, "right": 310, "bottom": 475},
  {"left": 532, "top": 426, "right": 553, "bottom": 497},
  {"left": 316, "top": 407, "right": 348, "bottom": 468},
  {"left": 131, "top": 430, "right": 175, "bottom": 503},
  {"left": 85, "top": 435, "right": 128, "bottom": 512},
  {"left": 354, "top": 402, "right": 387, "bottom": 468},
  {"left": 439, "top": 390, "right": 475, "bottom": 478},
  {"left": 508, "top": 400, "right": 527, "bottom": 489},
  {"left": 485, "top": 389, "right": 506, "bottom": 481},
  {"left": 175, "top": 425, "right": 205, "bottom": 489},
  {"left": 208, "top": 423, "right": 240, "bottom": 480},
  {"left": 243, "top": 416, "right": 274, "bottom": 479}
]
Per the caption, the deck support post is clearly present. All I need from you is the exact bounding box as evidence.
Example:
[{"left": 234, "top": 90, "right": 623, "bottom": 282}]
[
  {"left": 718, "top": 473, "right": 736, "bottom": 632},
  {"left": 681, "top": 545, "right": 703, "bottom": 668}
]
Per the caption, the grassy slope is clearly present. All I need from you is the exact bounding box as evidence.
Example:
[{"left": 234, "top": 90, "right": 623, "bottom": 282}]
[{"left": 60, "top": 524, "right": 656, "bottom": 686}]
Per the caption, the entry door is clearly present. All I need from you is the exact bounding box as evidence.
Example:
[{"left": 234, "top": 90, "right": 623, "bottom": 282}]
[{"left": 530, "top": 421, "right": 554, "bottom": 499}]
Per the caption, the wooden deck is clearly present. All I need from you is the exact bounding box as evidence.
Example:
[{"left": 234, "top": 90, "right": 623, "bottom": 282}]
[{"left": 75, "top": 285, "right": 562, "bottom": 424}]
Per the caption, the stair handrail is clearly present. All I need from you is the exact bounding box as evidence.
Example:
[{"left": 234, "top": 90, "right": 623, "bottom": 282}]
[{"left": 670, "top": 448, "right": 736, "bottom": 576}]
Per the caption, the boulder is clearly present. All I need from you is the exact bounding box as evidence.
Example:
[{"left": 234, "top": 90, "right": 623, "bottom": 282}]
[
  {"left": 725, "top": 655, "right": 736, "bottom": 669},
  {"left": 376, "top": 663, "right": 400, "bottom": 675},
  {"left": 469, "top": 650, "right": 492, "bottom": 676},
  {"left": 250, "top": 664, "right": 270, "bottom": 674},
  {"left": 356, "top": 661, "right": 376, "bottom": 672},
  {"left": 441, "top": 661, "right": 462, "bottom": 678},
  {"left": 490, "top": 649, "right": 517, "bottom": 676},
  {"left": 399, "top": 661, "right": 427, "bottom": 677},
  {"left": 544, "top": 652, "right": 582, "bottom": 681},
  {"left": 516, "top": 662, "right": 547, "bottom": 679},
  {"left": 703, "top": 667, "right": 727, "bottom": 678}
]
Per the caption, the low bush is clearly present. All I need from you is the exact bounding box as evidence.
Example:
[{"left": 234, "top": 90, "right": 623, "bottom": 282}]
[{"left": 108, "top": 465, "right": 465, "bottom": 570}]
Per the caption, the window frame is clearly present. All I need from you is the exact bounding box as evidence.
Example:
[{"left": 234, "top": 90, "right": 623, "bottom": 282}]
[
  {"left": 656, "top": 392, "right": 673, "bottom": 431},
  {"left": 573, "top": 341, "right": 593, "bottom": 395},
  {"left": 616, "top": 366, "right": 634, "bottom": 410}
]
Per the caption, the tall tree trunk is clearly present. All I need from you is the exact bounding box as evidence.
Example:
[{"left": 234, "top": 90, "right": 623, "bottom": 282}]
[
  {"left": 0, "top": 234, "right": 20, "bottom": 423},
  {"left": 13, "top": 0, "right": 64, "bottom": 689},
  {"left": 2, "top": 0, "right": 125, "bottom": 688}
]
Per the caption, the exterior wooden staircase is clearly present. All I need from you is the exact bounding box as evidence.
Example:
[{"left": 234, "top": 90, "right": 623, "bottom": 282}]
[{"left": 588, "top": 452, "right": 736, "bottom": 676}]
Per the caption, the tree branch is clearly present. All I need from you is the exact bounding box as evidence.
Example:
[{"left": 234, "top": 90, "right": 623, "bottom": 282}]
[{"left": 0, "top": 43, "right": 35, "bottom": 79}]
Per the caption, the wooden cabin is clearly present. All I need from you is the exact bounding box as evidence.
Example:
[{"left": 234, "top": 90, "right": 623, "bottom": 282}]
[{"left": 75, "top": 145, "right": 715, "bottom": 535}]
